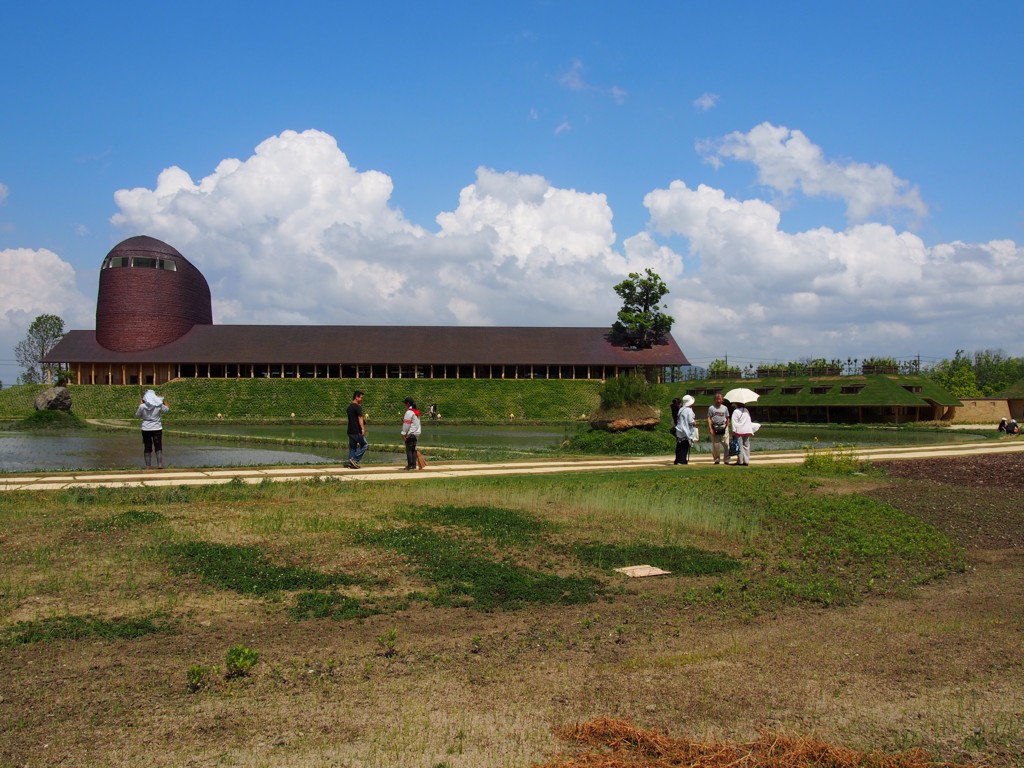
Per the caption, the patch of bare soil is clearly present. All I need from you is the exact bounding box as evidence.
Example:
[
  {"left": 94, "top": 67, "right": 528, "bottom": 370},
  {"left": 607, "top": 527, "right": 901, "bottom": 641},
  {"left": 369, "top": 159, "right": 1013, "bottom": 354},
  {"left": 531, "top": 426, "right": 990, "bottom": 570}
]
[
  {"left": 877, "top": 452, "right": 1024, "bottom": 491},
  {"left": 872, "top": 453, "right": 1024, "bottom": 550}
]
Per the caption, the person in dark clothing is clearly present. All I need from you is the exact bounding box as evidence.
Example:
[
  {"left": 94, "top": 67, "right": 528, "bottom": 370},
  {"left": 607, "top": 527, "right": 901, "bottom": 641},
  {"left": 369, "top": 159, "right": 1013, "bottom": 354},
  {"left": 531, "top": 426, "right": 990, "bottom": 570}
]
[{"left": 346, "top": 390, "right": 367, "bottom": 468}]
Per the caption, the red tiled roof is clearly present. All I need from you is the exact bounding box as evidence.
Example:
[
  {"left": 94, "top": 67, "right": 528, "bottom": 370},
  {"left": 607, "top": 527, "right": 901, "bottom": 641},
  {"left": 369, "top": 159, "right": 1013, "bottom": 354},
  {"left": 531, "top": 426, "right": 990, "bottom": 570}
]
[{"left": 46, "top": 326, "right": 689, "bottom": 366}]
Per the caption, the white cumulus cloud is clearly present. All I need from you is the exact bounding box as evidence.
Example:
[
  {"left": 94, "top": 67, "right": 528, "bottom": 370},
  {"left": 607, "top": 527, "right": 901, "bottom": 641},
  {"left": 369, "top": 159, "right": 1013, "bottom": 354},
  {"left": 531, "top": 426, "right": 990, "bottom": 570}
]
[
  {"left": 701, "top": 122, "right": 928, "bottom": 224},
  {"left": 111, "top": 132, "right": 651, "bottom": 328},
  {"left": 0, "top": 247, "right": 94, "bottom": 382},
  {"left": 6, "top": 124, "right": 1020, "bottom": 381},
  {"left": 644, "top": 176, "right": 1023, "bottom": 364},
  {"left": 90, "top": 126, "right": 1023, "bottom": 368}
]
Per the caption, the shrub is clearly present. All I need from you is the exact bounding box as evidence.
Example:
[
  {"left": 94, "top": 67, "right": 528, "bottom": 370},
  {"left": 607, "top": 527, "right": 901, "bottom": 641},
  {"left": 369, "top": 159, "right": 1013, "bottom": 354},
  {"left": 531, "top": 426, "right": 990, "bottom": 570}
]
[
  {"left": 225, "top": 644, "right": 259, "bottom": 678},
  {"left": 186, "top": 664, "right": 214, "bottom": 692},
  {"left": 562, "top": 426, "right": 673, "bottom": 455},
  {"left": 803, "top": 442, "right": 863, "bottom": 473},
  {"left": 599, "top": 373, "right": 656, "bottom": 409},
  {"left": 12, "top": 410, "right": 86, "bottom": 430}
]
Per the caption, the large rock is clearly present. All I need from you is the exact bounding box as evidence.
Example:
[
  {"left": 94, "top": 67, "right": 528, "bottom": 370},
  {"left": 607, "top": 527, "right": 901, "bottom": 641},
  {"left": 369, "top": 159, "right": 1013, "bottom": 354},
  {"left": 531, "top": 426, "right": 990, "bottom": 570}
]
[
  {"left": 588, "top": 404, "right": 661, "bottom": 432},
  {"left": 34, "top": 386, "right": 72, "bottom": 412}
]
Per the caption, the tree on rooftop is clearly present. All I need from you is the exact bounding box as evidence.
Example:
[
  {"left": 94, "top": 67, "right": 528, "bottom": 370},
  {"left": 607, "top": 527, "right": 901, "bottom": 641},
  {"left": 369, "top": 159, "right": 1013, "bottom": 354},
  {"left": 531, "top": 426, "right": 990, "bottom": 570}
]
[{"left": 610, "top": 268, "right": 674, "bottom": 349}]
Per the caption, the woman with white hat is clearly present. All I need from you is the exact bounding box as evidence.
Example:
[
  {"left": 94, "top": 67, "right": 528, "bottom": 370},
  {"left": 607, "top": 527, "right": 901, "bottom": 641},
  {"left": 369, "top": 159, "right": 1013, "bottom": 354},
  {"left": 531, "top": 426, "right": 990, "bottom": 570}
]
[
  {"left": 135, "top": 389, "right": 170, "bottom": 469},
  {"left": 674, "top": 394, "right": 698, "bottom": 465}
]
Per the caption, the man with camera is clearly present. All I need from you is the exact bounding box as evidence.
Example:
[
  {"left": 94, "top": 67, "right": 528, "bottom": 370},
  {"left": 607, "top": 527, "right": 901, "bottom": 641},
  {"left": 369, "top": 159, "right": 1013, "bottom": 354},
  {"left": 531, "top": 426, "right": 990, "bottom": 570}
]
[{"left": 707, "top": 391, "right": 730, "bottom": 465}]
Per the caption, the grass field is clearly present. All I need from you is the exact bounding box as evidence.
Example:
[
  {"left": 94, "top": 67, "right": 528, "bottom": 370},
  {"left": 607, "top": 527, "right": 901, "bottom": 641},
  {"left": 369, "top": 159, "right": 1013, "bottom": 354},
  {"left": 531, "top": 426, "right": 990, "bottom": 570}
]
[
  {"left": 3, "top": 456, "right": 1021, "bottom": 767},
  {"left": 0, "top": 379, "right": 605, "bottom": 422}
]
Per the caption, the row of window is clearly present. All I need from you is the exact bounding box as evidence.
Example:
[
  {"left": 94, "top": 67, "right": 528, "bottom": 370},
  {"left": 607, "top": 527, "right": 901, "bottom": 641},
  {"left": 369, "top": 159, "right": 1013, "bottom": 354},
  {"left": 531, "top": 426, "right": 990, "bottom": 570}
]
[
  {"left": 74, "top": 362, "right": 634, "bottom": 386},
  {"left": 104, "top": 256, "right": 177, "bottom": 271}
]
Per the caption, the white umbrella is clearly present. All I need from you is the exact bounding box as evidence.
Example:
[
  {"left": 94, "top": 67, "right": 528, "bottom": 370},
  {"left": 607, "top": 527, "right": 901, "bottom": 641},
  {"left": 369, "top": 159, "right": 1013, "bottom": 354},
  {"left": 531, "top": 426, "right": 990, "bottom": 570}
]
[{"left": 724, "top": 387, "right": 760, "bottom": 404}]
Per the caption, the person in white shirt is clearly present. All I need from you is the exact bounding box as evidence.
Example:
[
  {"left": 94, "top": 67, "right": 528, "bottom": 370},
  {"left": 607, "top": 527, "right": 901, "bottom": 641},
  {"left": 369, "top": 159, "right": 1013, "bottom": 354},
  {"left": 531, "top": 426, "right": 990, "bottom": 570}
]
[
  {"left": 400, "top": 397, "right": 422, "bottom": 470},
  {"left": 135, "top": 389, "right": 169, "bottom": 469},
  {"left": 674, "top": 394, "right": 698, "bottom": 465},
  {"left": 730, "top": 402, "right": 754, "bottom": 466}
]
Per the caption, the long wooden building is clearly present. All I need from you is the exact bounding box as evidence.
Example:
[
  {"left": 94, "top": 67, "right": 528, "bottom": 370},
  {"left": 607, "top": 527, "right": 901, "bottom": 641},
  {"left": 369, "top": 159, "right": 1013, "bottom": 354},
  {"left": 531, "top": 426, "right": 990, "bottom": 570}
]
[{"left": 45, "top": 236, "right": 688, "bottom": 386}]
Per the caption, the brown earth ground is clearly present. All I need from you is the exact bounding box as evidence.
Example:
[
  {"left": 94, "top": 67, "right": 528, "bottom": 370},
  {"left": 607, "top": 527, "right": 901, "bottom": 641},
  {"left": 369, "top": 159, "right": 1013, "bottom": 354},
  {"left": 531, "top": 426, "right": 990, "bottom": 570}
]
[{"left": 1, "top": 454, "right": 1023, "bottom": 767}]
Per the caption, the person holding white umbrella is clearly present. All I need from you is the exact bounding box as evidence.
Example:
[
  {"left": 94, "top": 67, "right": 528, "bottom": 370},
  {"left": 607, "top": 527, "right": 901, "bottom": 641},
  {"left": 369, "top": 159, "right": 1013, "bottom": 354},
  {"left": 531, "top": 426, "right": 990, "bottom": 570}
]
[{"left": 730, "top": 400, "right": 759, "bottom": 466}]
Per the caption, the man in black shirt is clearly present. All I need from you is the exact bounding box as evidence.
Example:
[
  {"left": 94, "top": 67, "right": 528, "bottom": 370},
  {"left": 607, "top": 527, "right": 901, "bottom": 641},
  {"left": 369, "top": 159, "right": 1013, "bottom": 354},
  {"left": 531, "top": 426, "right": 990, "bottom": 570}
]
[{"left": 346, "top": 390, "right": 367, "bottom": 468}]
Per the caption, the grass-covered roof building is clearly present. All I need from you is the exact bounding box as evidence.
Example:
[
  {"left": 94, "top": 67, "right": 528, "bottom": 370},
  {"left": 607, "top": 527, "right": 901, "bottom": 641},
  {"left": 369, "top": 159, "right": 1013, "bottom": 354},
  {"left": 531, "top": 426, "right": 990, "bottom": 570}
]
[{"left": 683, "top": 375, "right": 961, "bottom": 424}]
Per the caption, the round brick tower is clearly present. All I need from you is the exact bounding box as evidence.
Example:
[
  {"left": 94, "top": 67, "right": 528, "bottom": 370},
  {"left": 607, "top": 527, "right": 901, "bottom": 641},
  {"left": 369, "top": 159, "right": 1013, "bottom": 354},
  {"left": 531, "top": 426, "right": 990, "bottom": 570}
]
[{"left": 96, "top": 235, "right": 213, "bottom": 352}]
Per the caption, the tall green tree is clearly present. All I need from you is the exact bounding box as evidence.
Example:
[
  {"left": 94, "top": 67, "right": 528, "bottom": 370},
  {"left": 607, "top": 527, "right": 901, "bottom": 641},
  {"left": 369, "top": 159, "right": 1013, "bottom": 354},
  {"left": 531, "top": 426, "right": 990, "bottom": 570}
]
[
  {"left": 971, "top": 349, "right": 1024, "bottom": 396},
  {"left": 15, "top": 313, "right": 65, "bottom": 385},
  {"left": 929, "top": 349, "right": 982, "bottom": 398},
  {"left": 927, "top": 348, "right": 1024, "bottom": 397},
  {"left": 610, "top": 268, "right": 674, "bottom": 348}
]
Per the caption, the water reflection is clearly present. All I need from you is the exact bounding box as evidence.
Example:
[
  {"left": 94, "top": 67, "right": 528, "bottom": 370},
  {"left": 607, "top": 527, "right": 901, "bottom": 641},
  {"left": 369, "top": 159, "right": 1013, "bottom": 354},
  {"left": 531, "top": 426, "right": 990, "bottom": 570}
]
[
  {"left": 179, "top": 423, "right": 580, "bottom": 449},
  {"left": 0, "top": 431, "right": 343, "bottom": 473}
]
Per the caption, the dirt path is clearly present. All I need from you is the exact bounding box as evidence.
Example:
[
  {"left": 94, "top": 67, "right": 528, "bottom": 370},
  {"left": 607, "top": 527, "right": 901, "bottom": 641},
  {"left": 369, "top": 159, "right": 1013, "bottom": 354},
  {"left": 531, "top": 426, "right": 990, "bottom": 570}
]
[{"left": 3, "top": 436, "right": 1023, "bottom": 492}]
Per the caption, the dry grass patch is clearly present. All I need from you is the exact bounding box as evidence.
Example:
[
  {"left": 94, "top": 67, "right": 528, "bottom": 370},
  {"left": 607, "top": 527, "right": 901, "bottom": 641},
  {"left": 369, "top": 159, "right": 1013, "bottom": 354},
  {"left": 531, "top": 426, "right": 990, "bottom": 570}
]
[{"left": 538, "top": 717, "right": 976, "bottom": 768}]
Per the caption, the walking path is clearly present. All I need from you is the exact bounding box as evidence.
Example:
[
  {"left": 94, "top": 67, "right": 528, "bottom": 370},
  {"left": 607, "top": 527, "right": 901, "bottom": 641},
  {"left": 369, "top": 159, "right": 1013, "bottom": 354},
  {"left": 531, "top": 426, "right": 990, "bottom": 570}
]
[{"left": 3, "top": 437, "right": 1022, "bottom": 492}]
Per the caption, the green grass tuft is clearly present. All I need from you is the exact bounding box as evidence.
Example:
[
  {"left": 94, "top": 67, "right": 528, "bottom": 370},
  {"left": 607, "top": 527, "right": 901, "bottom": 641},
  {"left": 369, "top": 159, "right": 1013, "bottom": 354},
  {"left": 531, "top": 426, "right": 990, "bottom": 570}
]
[
  {"left": 290, "top": 590, "right": 380, "bottom": 621},
  {"left": 358, "top": 524, "right": 600, "bottom": 610},
  {"left": 803, "top": 442, "right": 865, "bottom": 473},
  {"left": 84, "top": 509, "right": 166, "bottom": 532},
  {"left": 561, "top": 426, "right": 674, "bottom": 455},
  {"left": 160, "top": 541, "right": 355, "bottom": 594},
  {"left": 401, "top": 504, "right": 553, "bottom": 547},
  {"left": 10, "top": 409, "right": 87, "bottom": 430},
  {"left": 3, "top": 613, "right": 175, "bottom": 646}
]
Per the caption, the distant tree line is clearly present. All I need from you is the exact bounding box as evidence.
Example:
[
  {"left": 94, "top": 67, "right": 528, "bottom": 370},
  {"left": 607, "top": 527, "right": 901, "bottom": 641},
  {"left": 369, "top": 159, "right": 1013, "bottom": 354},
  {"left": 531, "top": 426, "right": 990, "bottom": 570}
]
[
  {"left": 681, "top": 350, "right": 1024, "bottom": 398},
  {"left": 694, "top": 356, "right": 922, "bottom": 379},
  {"left": 926, "top": 349, "right": 1024, "bottom": 398}
]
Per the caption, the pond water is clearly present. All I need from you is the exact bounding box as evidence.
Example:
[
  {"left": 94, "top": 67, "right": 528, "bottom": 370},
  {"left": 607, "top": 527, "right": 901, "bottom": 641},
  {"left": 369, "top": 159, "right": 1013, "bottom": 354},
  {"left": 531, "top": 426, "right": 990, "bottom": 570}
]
[
  {"left": 179, "top": 423, "right": 582, "bottom": 450},
  {"left": 0, "top": 422, "right": 989, "bottom": 473},
  {"left": 0, "top": 431, "right": 345, "bottom": 473}
]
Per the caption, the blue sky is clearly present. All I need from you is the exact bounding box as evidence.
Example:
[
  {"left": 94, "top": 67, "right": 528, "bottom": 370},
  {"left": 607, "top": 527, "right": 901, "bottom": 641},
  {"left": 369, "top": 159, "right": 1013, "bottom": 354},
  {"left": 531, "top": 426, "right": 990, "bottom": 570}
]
[{"left": 1, "top": 1, "right": 1022, "bottom": 385}]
